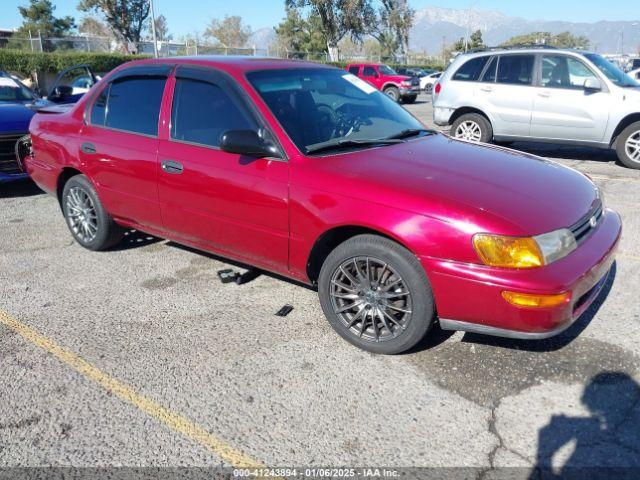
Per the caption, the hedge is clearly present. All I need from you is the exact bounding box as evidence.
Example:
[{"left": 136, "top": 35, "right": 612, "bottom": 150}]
[
  {"left": 326, "top": 60, "right": 444, "bottom": 72},
  {"left": 0, "top": 49, "right": 150, "bottom": 77}
]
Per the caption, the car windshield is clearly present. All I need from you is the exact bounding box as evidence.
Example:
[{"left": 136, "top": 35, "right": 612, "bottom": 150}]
[
  {"left": 247, "top": 68, "right": 426, "bottom": 155},
  {"left": 379, "top": 65, "right": 397, "bottom": 75},
  {"left": 0, "top": 73, "right": 36, "bottom": 102},
  {"left": 584, "top": 53, "right": 640, "bottom": 88}
]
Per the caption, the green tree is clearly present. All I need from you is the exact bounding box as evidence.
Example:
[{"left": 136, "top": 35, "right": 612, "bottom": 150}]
[
  {"left": 204, "top": 15, "right": 251, "bottom": 47},
  {"left": 452, "top": 29, "right": 484, "bottom": 52},
  {"left": 501, "top": 31, "right": 589, "bottom": 49},
  {"left": 78, "top": 0, "right": 150, "bottom": 50},
  {"left": 11, "top": 0, "right": 75, "bottom": 51},
  {"left": 275, "top": 7, "right": 327, "bottom": 54},
  {"left": 372, "top": 0, "right": 414, "bottom": 61},
  {"left": 153, "top": 14, "right": 172, "bottom": 41},
  {"left": 285, "top": 0, "right": 375, "bottom": 61}
]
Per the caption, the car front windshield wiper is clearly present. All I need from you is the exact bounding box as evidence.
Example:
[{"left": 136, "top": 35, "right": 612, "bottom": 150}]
[
  {"left": 305, "top": 138, "right": 404, "bottom": 155},
  {"left": 385, "top": 128, "right": 437, "bottom": 140}
]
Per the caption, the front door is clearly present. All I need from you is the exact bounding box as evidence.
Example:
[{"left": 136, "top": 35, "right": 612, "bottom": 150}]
[
  {"left": 530, "top": 54, "right": 611, "bottom": 142},
  {"left": 157, "top": 66, "right": 289, "bottom": 270}
]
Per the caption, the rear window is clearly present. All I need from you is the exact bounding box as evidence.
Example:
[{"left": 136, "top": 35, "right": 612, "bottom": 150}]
[
  {"left": 496, "top": 55, "right": 535, "bottom": 86},
  {"left": 452, "top": 56, "right": 490, "bottom": 82},
  {"left": 90, "top": 77, "right": 166, "bottom": 136}
]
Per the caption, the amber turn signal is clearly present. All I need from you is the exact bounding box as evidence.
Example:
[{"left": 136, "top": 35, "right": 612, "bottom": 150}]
[{"left": 501, "top": 290, "right": 572, "bottom": 308}]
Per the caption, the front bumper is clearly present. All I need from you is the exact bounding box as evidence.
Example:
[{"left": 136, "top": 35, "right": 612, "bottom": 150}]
[
  {"left": 420, "top": 208, "right": 622, "bottom": 339},
  {"left": 399, "top": 86, "right": 421, "bottom": 97}
]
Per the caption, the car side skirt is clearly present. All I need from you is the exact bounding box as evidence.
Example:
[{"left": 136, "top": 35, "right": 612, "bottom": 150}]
[{"left": 438, "top": 317, "right": 574, "bottom": 340}]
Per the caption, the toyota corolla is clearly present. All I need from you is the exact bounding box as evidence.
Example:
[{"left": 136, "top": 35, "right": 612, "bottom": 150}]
[{"left": 25, "top": 57, "right": 621, "bottom": 354}]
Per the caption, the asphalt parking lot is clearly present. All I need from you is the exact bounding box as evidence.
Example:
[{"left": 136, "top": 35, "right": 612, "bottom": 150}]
[{"left": 1, "top": 95, "right": 640, "bottom": 476}]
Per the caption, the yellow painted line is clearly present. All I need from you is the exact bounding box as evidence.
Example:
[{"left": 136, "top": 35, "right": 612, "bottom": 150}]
[{"left": 0, "top": 310, "right": 262, "bottom": 468}]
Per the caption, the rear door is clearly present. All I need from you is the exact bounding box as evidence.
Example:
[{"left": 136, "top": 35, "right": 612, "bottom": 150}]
[
  {"left": 475, "top": 54, "right": 537, "bottom": 137},
  {"left": 530, "top": 54, "right": 610, "bottom": 142},
  {"left": 80, "top": 65, "right": 171, "bottom": 229},
  {"left": 156, "top": 66, "right": 289, "bottom": 270}
]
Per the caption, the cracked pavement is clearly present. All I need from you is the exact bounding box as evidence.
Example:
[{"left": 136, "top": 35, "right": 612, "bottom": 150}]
[{"left": 0, "top": 97, "right": 639, "bottom": 476}]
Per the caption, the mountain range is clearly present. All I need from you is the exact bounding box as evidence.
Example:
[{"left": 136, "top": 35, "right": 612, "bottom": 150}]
[{"left": 249, "top": 6, "right": 640, "bottom": 56}]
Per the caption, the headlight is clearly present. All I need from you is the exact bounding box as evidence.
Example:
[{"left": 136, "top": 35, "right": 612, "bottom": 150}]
[
  {"left": 473, "top": 228, "right": 577, "bottom": 269},
  {"left": 401, "top": 80, "right": 412, "bottom": 86}
]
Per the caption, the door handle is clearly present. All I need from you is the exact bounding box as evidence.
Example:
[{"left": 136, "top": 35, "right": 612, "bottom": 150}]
[
  {"left": 538, "top": 91, "right": 551, "bottom": 98},
  {"left": 161, "top": 159, "right": 184, "bottom": 174},
  {"left": 81, "top": 142, "right": 97, "bottom": 154},
  {"left": 480, "top": 86, "right": 493, "bottom": 92}
]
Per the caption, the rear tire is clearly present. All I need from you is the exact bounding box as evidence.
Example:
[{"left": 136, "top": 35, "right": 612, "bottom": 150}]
[
  {"left": 451, "top": 113, "right": 493, "bottom": 143},
  {"left": 62, "top": 175, "right": 123, "bottom": 251},
  {"left": 615, "top": 121, "right": 640, "bottom": 169},
  {"left": 318, "top": 234, "right": 435, "bottom": 354},
  {"left": 383, "top": 86, "right": 400, "bottom": 102}
]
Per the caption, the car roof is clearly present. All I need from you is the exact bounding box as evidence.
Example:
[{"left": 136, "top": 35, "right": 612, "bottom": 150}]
[
  {"left": 459, "top": 47, "right": 589, "bottom": 57},
  {"left": 114, "top": 56, "right": 335, "bottom": 75}
]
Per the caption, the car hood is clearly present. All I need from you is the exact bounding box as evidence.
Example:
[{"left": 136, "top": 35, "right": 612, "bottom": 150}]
[
  {"left": 313, "top": 134, "right": 598, "bottom": 236},
  {"left": 0, "top": 100, "right": 51, "bottom": 133}
]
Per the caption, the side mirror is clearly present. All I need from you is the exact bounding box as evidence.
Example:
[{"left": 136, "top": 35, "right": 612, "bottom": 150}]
[
  {"left": 584, "top": 78, "right": 602, "bottom": 92},
  {"left": 50, "top": 85, "right": 73, "bottom": 99},
  {"left": 220, "top": 130, "right": 280, "bottom": 158}
]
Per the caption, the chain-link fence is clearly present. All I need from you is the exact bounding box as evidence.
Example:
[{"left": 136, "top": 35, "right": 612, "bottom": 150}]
[{"left": 0, "top": 33, "right": 441, "bottom": 66}]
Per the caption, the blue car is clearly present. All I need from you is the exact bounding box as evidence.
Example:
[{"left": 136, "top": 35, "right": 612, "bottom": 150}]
[{"left": 0, "top": 65, "right": 97, "bottom": 183}]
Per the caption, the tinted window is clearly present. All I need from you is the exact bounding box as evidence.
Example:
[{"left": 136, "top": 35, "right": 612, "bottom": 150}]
[
  {"left": 92, "top": 77, "right": 166, "bottom": 136},
  {"left": 481, "top": 56, "right": 497, "bottom": 82},
  {"left": 90, "top": 85, "right": 109, "bottom": 125},
  {"left": 453, "top": 56, "right": 490, "bottom": 81},
  {"left": 363, "top": 66, "right": 377, "bottom": 77},
  {"left": 171, "top": 78, "right": 256, "bottom": 148},
  {"left": 348, "top": 66, "right": 360, "bottom": 75},
  {"left": 497, "top": 55, "right": 535, "bottom": 85},
  {"left": 541, "top": 55, "right": 598, "bottom": 89}
]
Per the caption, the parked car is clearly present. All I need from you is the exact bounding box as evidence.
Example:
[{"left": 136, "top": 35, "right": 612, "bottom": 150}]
[
  {"left": 421, "top": 71, "right": 442, "bottom": 94},
  {"left": 26, "top": 57, "right": 621, "bottom": 354},
  {"left": 432, "top": 47, "right": 640, "bottom": 169},
  {"left": 628, "top": 68, "right": 640, "bottom": 81},
  {"left": 345, "top": 63, "right": 421, "bottom": 103},
  {"left": 0, "top": 65, "right": 98, "bottom": 184}
]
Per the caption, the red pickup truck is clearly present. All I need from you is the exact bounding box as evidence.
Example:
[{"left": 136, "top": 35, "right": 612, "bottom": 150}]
[{"left": 345, "top": 63, "right": 421, "bottom": 103}]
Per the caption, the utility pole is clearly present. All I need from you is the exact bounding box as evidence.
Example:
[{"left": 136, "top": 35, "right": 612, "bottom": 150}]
[{"left": 149, "top": 0, "right": 159, "bottom": 58}]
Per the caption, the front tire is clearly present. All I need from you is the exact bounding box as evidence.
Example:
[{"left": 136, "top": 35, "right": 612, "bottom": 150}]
[
  {"left": 451, "top": 113, "right": 493, "bottom": 143},
  {"left": 383, "top": 86, "right": 400, "bottom": 102},
  {"left": 62, "top": 175, "right": 123, "bottom": 251},
  {"left": 616, "top": 121, "right": 640, "bottom": 169},
  {"left": 318, "top": 235, "right": 435, "bottom": 354}
]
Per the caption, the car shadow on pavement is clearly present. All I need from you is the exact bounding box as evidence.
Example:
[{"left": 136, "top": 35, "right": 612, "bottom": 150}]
[
  {"left": 460, "top": 261, "right": 617, "bottom": 353},
  {"left": 110, "top": 229, "right": 163, "bottom": 251},
  {"left": 529, "top": 370, "right": 640, "bottom": 480},
  {"left": 0, "top": 180, "right": 44, "bottom": 198}
]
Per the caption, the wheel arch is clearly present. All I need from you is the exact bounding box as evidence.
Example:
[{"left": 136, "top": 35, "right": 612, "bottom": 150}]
[
  {"left": 306, "top": 224, "right": 414, "bottom": 285},
  {"left": 610, "top": 113, "right": 640, "bottom": 148},
  {"left": 449, "top": 106, "right": 493, "bottom": 127},
  {"left": 381, "top": 82, "right": 400, "bottom": 91},
  {"left": 56, "top": 167, "right": 85, "bottom": 206}
]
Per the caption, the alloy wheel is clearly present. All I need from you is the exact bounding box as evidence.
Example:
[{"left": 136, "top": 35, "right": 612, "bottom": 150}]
[
  {"left": 455, "top": 120, "right": 483, "bottom": 142},
  {"left": 625, "top": 130, "right": 640, "bottom": 163},
  {"left": 65, "top": 186, "right": 99, "bottom": 243},
  {"left": 329, "top": 256, "right": 413, "bottom": 343}
]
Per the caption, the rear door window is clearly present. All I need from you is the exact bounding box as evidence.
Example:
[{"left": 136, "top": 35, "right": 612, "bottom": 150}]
[
  {"left": 90, "top": 77, "right": 166, "bottom": 136},
  {"left": 496, "top": 55, "right": 535, "bottom": 86},
  {"left": 170, "top": 78, "right": 257, "bottom": 148},
  {"left": 481, "top": 56, "right": 498, "bottom": 82},
  {"left": 348, "top": 66, "right": 360, "bottom": 75},
  {"left": 362, "top": 66, "right": 377, "bottom": 77},
  {"left": 452, "top": 56, "right": 490, "bottom": 81}
]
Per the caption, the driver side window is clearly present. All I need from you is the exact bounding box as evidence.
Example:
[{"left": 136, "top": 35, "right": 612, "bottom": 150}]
[{"left": 541, "top": 55, "right": 598, "bottom": 90}]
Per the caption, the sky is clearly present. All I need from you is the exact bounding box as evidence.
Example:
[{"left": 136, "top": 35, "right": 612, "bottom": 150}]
[{"left": 2, "top": 0, "right": 639, "bottom": 37}]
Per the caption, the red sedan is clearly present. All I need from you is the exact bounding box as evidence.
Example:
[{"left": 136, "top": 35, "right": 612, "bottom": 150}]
[{"left": 25, "top": 57, "right": 621, "bottom": 354}]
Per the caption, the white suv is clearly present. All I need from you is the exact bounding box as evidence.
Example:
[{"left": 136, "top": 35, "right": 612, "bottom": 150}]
[{"left": 432, "top": 47, "right": 640, "bottom": 169}]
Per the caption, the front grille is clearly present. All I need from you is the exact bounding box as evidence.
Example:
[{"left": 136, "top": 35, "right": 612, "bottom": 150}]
[
  {"left": 570, "top": 199, "right": 603, "bottom": 245},
  {"left": 411, "top": 77, "right": 420, "bottom": 86},
  {"left": 0, "top": 133, "right": 26, "bottom": 175}
]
